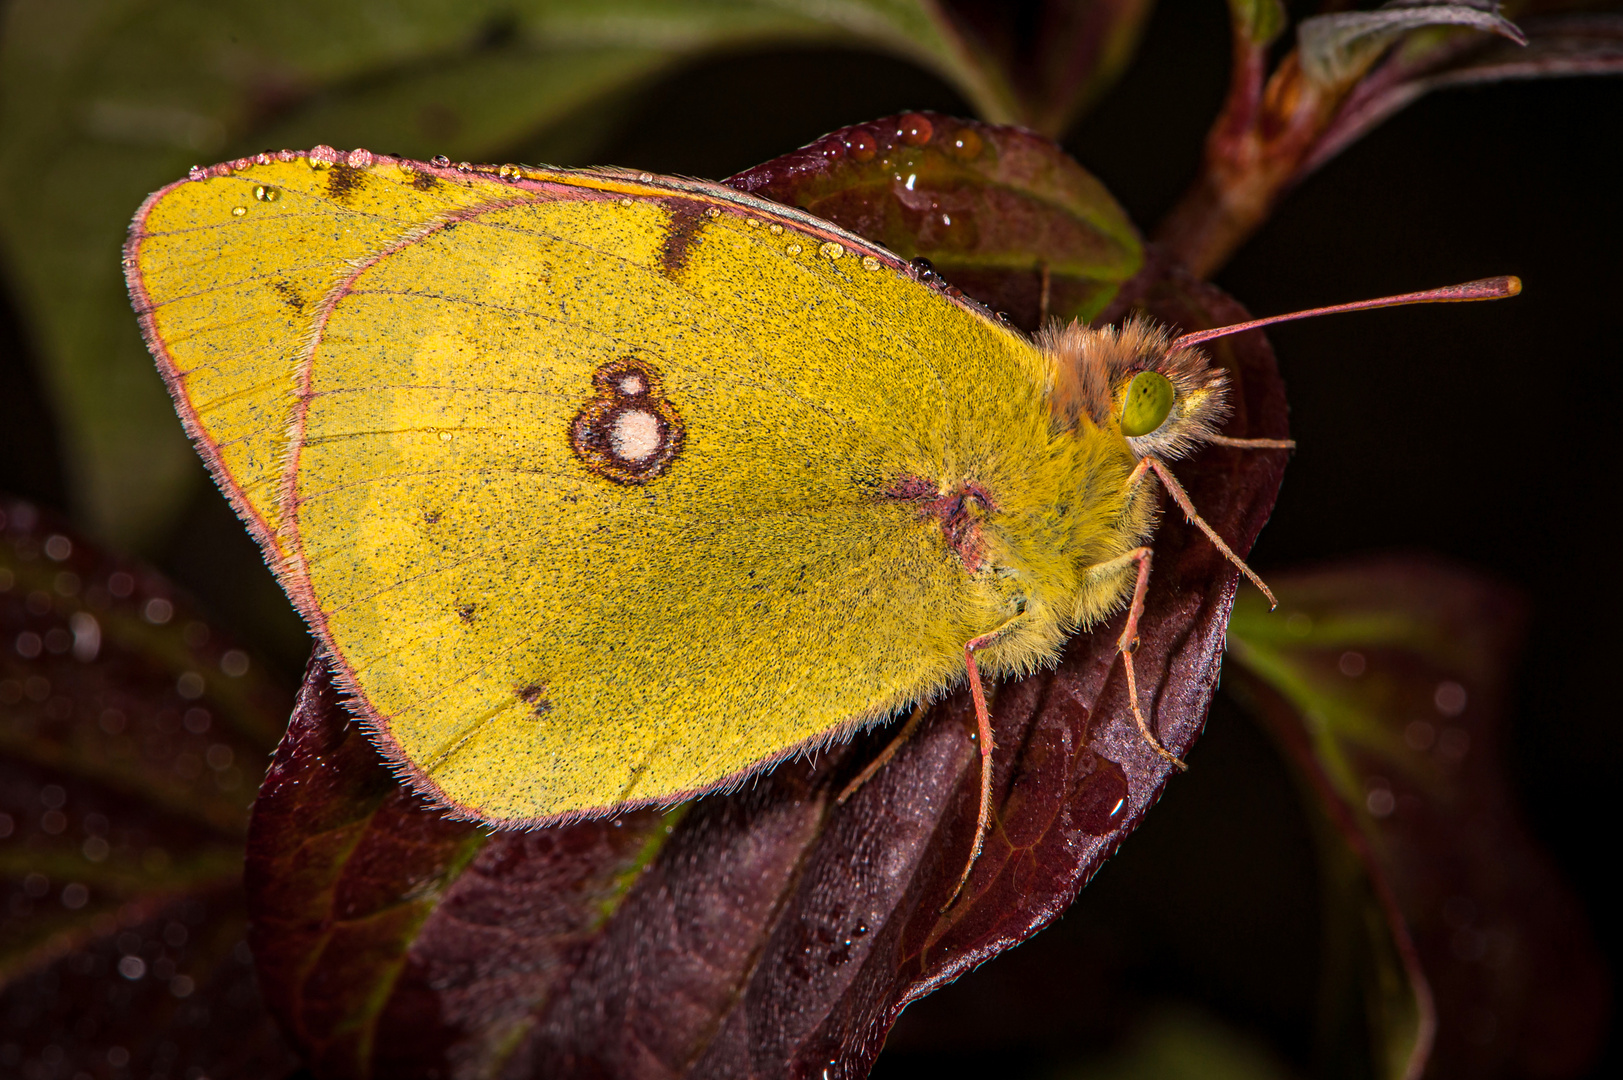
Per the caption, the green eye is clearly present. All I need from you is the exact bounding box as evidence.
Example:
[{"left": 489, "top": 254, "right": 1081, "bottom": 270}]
[{"left": 1120, "top": 371, "right": 1174, "bottom": 437}]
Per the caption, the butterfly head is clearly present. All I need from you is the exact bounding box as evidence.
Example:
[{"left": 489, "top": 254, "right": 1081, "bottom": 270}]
[{"left": 1038, "top": 314, "right": 1229, "bottom": 461}]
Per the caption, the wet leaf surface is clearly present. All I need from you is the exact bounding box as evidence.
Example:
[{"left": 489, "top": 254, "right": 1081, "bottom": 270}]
[
  {"left": 244, "top": 220, "right": 1288, "bottom": 1077},
  {"left": 0, "top": 498, "right": 296, "bottom": 1077},
  {"left": 728, "top": 113, "right": 1142, "bottom": 331},
  {"left": 1226, "top": 557, "right": 1609, "bottom": 1079}
]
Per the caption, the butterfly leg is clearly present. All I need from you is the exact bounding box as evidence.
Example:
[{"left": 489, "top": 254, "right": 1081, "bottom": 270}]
[
  {"left": 1140, "top": 455, "right": 1277, "bottom": 609},
  {"left": 836, "top": 703, "right": 927, "bottom": 806},
  {"left": 1107, "top": 545, "right": 1188, "bottom": 771},
  {"left": 942, "top": 621, "right": 1016, "bottom": 911}
]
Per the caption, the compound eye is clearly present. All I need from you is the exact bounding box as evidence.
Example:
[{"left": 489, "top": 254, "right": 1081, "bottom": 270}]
[{"left": 1120, "top": 370, "right": 1175, "bottom": 437}]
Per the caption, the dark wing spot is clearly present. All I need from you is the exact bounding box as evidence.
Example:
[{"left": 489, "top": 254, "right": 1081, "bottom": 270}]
[
  {"left": 326, "top": 164, "right": 366, "bottom": 203},
  {"left": 423, "top": 509, "right": 442, "bottom": 524},
  {"left": 456, "top": 603, "right": 476, "bottom": 623},
  {"left": 270, "top": 279, "right": 304, "bottom": 313},
  {"left": 411, "top": 171, "right": 439, "bottom": 192},
  {"left": 657, "top": 199, "right": 711, "bottom": 282},
  {"left": 570, "top": 357, "right": 685, "bottom": 485},
  {"left": 517, "top": 683, "right": 551, "bottom": 717}
]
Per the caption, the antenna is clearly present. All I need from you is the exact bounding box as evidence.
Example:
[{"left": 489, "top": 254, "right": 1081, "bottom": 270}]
[{"left": 1172, "top": 276, "right": 1521, "bottom": 349}]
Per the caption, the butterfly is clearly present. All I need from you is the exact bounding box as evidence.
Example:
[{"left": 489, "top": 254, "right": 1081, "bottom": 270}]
[{"left": 124, "top": 145, "right": 1517, "bottom": 899}]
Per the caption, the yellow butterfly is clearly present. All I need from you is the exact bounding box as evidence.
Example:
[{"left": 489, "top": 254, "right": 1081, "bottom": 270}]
[{"left": 124, "top": 147, "right": 1515, "bottom": 897}]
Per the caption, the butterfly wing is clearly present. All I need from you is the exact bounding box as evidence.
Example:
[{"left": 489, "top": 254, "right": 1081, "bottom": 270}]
[{"left": 127, "top": 151, "right": 1059, "bottom": 822}]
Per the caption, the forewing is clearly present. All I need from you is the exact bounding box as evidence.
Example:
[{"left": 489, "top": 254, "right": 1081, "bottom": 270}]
[
  {"left": 132, "top": 152, "right": 1055, "bottom": 824},
  {"left": 124, "top": 149, "right": 497, "bottom": 566}
]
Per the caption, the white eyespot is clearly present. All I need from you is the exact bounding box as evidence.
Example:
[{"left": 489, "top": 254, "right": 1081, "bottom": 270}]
[
  {"left": 610, "top": 410, "right": 662, "bottom": 462},
  {"left": 618, "top": 374, "right": 647, "bottom": 395}
]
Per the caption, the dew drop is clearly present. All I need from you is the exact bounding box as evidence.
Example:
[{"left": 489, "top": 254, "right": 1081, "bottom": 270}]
[
  {"left": 619, "top": 197, "right": 633, "bottom": 207},
  {"left": 1074, "top": 756, "right": 1129, "bottom": 835},
  {"left": 346, "top": 149, "right": 373, "bottom": 168},
  {"left": 785, "top": 242, "right": 803, "bottom": 255},
  {"left": 497, "top": 163, "right": 523, "bottom": 181},
  {"left": 431, "top": 154, "right": 451, "bottom": 168},
  {"left": 820, "top": 241, "right": 843, "bottom": 260},
  {"left": 767, "top": 223, "right": 783, "bottom": 235},
  {"left": 861, "top": 255, "right": 880, "bottom": 271},
  {"left": 253, "top": 184, "right": 279, "bottom": 202},
  {"left": 897, "top": 113, "right": 933, "bottom": 146},
  {"left": 845, "top": 131, "right": 878, "bottom": 162},
  {"left": 704, "top": 207, "right": 721, "bottom": 219},
  {"left": 230, "top": 206, "right": 246, "bottom": 217},
  {"left": 187, "top": 165, "right": 205, "bottom": 181},
  {"left": 950, "top": 128, "right": 983, "bottom": 159},
  {"left": 638, "top": 172, "right": 654, "bottom": 182}
]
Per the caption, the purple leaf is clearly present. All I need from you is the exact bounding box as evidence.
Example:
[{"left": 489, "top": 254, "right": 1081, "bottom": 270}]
[
  {"left": 243, "top": 233, "right": 1290, "bottom": 1076},
  {"left": 0, "top": 497, "right": 297, "bottom": 1078},
  {"left": 726, "top": 113, "right": 1142, "bottom": 331}
]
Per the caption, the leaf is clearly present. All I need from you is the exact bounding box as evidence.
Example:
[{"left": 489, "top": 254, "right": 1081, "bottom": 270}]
[
  {"left": 1307, "top": 13, "right": 1623, "bottom": 175},
  {"left": 0, "top": 0, "right": 1052, "bottom": 547},
  {"left": 0, "top": 497, "right": 297, "bottom": 1076},
  {"left": 1155, "top": 0, "right": 1598, "bottom": 277},
  {"left": 242, "top": 221, "right": 1289, "bottom": 1075},
  {"left": 937, "top": 0, "right": 1159, "bottom": 135},
  {"left": 1297, "top": 2, "right": 1526, "bottom": 89},
  {"left": 728, "top": 113, "right": 1143, "bottom": 329},
  {"left": 1226, "top": 557, "right": 1609, "bottom": 1079}
]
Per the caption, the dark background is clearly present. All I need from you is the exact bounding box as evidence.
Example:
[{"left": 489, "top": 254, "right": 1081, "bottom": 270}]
[{"left": 2, "top": 1, "right": 1617, "bottom": 1075}]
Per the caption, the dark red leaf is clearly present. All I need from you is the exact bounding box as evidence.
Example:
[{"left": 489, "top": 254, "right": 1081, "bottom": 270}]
[
  {"left": 1157, "top": 3, "right": 1623, "bottom": 277},
  {"left": 244, "top": 204, "right": 1288, "bottom": 1077},
  {"left": 0, "top": 497, "right": 297, "bottom": 1077},
  {"left": 1309, "top": 13, "right": 1623, "bottom": 176},
  {"left": 1226, "top": 557, "right": 1609, "bottom": 1079},
  {"left": 726, "top": 113, "right": 1142, "bottom": 332}
]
